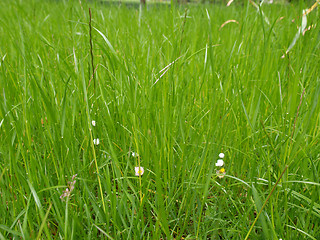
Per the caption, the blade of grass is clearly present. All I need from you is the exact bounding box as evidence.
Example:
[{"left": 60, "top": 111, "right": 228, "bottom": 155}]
[
  {"left": 27, "top": 181, "right": 52, "bottom": 240},
  {"left": 245, "top": 165, "right": 288, "bottom": 240},
  {"left": 36, "top": 203, "right": 52, "bottom": 240}
]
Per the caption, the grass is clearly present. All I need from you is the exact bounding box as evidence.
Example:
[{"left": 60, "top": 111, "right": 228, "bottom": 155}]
[{"left": 0, "top": 0, "right": 319, "bottom": 239}]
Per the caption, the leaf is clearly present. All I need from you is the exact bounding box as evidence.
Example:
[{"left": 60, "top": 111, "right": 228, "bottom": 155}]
[
  {"left": 93, "top": 27, "right": 119, "bottom": 61},
  {"left": 27, "top": 181, "right": 52, "bottom": 240},
  {"left": 285, "top": 9, "right": 307, "bottom": 55},
  {"left": 60, "top": 77, "right": 71, "bottom": 138},
  {"left": 36, "top": 203, "right": 52, "bottom": 240},
  {"left": 252, "top": 185, "right": 271, "bottom": 239},
  {"left": 0, "top": 225, "right": 22, "bottom": 238}
]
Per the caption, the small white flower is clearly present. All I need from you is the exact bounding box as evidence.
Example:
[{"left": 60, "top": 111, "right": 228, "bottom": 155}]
[
  {"left": 132, "top": 152, "right": 138, "bottom": 157},
  {"left": 92, "top": 120, "right": 96, "bottom": 126},
  {"left": 219, "top": 153, "right": 225, "bottom": 158},
  {"left": 215, "top": 159, "right": 224, "bottom": 167},
  {"left": 135, "top": 166, "right": 144, "bottom": 176},
  {"left": 93, "top": 138, "right": 100, "bottom": 145}
]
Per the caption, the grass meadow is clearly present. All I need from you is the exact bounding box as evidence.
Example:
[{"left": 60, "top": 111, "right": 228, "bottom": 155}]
[{"left": 0, "top": 0, "right": 320, "bottom": 239}]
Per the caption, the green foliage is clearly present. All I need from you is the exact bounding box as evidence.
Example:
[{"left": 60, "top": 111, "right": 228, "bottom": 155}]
[{"left": 0, "top": 0, "right": 319, "bottom": 238}]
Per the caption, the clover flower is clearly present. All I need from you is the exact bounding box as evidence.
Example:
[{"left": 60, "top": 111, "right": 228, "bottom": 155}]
[
  {"left": 135, "top": 166, "right": 144, "bottom": 176},
  {"left": 219, "top": 153, "right": 225, "bottom": 158}
]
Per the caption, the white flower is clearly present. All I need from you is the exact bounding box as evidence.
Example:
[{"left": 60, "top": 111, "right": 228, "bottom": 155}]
[
  {"left": 92, "top": 120, "right": 96, "bottom": 126},
  {"left": 215, "top": 159, "right": 224, "bottom": 167},
  {"left": 135, "top": 166, "right": 144, "bottom": 176},
  {"left": 132, "top": 152, "right": 138, "bottom": 157},
  {"left": 219, "top": 153, "right": 225, "bottom": 158},
  {"left": 93, "top": 138, "right": 100, "bottom": 145}
]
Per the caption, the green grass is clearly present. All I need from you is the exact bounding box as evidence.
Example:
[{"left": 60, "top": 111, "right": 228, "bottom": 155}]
[{"left": 0, "top": 0, "right": 319, "bottom": 239}]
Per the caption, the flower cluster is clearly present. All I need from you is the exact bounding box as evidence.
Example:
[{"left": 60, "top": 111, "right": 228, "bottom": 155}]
[
  {"left": 132, "top": 152, "right": 144, "bottom": 176},
  {"left": 60, "top": 174, "right": 77, "bottom": 201},
  {"left": 216, "top": 153, "right": 226, "bottom": 179},
  {"left": 91, "top": 120, "right": 100, "bottom": 145}
]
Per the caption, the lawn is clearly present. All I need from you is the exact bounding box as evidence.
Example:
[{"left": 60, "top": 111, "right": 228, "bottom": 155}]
[{"left": 0, "top": 0, "right": 319, "bottom": 239}]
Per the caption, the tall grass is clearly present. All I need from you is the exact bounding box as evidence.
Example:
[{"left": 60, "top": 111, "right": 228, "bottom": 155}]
[{"left": 0, "top": 0, "right": 319, "bottom": 238}]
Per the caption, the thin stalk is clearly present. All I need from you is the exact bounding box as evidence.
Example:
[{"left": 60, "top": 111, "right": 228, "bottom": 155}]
[{"left": 89, "top": 8, "right": 95, "bottom": 92}]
